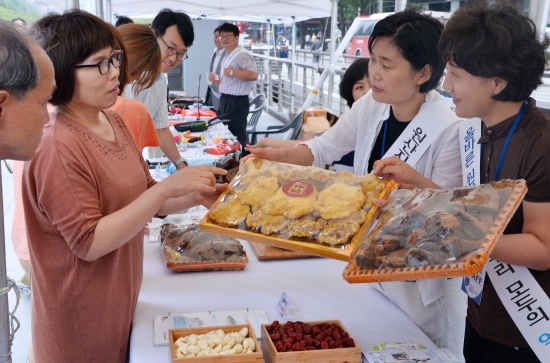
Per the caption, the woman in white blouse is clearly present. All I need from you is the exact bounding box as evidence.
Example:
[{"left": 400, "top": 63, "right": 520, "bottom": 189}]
[{"left": 245, "top": 9, "right": 467, "bottom": 361}]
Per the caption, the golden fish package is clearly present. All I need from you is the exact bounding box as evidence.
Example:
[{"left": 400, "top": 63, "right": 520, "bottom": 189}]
[
  {"left": 343, "top": 179, "right": 527, "bottom": 282},
  {"left": 200, "top": 159, "right": 396, "bottom": 261}
]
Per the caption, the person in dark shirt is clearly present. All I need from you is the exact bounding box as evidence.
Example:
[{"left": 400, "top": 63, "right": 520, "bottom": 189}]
[
  {"left": 310, "top": 35, "right": 322, "bottom": 63},
  {"left": 438, "top": 2, "right": 550, "bottom": 362}
]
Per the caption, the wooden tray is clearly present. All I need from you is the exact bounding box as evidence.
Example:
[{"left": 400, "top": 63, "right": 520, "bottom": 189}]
[
  {"left": 162, "top": 246, "right": 248, "bottom": 272},
  {"left": 261, "top": 320, "right": 361, "bottom": 363},
  {"left": 248, "top": 242, "right": 319, "bottom": 261},
  {"left": 343, "top": 180, "right": 527, "bottom": 283},
  {"left": 200, "top": 180, "right": 396, "bottom": 262},
  {"left": 169, "top": 324, "right": 262, "bottom": 362},
  {"left": 160, "top": 224, "right": 249, "bottom": 272}
]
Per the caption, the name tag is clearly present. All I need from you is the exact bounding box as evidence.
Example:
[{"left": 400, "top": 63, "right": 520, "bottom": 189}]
[
  {"left": 276, "top": 292, "right": 292, "bottom": 319},
  {"left": 461, "top": 266, "right": 485, "bottom": 305}
]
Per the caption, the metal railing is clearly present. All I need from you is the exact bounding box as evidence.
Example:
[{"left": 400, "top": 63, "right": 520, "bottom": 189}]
[{"left": 250, "top": 50, "right": 352, "bottom": 120}]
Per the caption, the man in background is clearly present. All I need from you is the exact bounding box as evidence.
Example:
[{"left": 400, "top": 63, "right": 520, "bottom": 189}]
[
  {"left": 311, "top": 35, "right": 322, "bottom": 63},
  {"left": 126, "top": 9, "right": 194, "bottom": 170},
  {"left": 209, "top": 22, "right": 257, "bottom": 148},
  {"left": 277, "top": 31, "right": 289, "bottom": 58},
  {"left": 205, "top": 26, "right": 226, "bottom": 114}
]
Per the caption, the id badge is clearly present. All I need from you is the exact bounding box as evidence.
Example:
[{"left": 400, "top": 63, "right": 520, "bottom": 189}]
[{"left": 461, "top": 266, "right": 486, "bottom": 305}]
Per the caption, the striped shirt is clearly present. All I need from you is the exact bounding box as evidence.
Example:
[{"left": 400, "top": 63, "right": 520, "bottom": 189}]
[
  {"left": 125, "top": 74, "right": 169, "bottom": 129},
  {"left": 219, "top": 46, "right": 257, "bottom": 96}
]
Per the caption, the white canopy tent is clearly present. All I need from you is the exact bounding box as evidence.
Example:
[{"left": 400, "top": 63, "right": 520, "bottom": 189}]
[
  {"left": 1, "top": 0, "right": 548, "bottom": 361},
  {"left": 111, "top": 0, "right": 333, "bottom": 18}
]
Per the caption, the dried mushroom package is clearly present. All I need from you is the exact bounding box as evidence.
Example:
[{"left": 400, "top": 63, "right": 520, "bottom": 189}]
[
  {"left": 201, "top": 159, "right": 396, "bottom": 261},
  {"left": 160, "top": 224, "right": 248, "bottom": 272},
  {"left": 344, "top": 179, "right": 527, "bottom": 283}
]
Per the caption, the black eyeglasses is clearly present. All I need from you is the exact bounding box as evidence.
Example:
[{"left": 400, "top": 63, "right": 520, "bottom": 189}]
[
  {"left": 159, "top": 37, "right": 188, "bottom": 61},
  {"left": 74, "top": 50, "right": 123, "bottom": 75}
]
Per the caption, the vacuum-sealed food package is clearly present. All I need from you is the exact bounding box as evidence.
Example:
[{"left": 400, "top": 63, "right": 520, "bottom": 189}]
[
  {"left": 200, "top": 159, "right": 396, "bottom": 261},
  {"left": 160, "top": 223, "right": 248, "bottom": 272},
  {"left": 343, "top": 179, "right": 527, "bottom": 282}
]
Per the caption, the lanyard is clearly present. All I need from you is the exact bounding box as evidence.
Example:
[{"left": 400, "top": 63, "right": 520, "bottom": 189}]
[
  {"left": 481, "top": 100, "right": 527, "bottom": 181},
  {"left": 381, "top": 119, "right": 389, "bottom": 158}
]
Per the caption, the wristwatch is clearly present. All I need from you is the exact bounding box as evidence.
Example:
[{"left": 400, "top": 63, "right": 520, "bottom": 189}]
[
  {"left": 174, "top": 157, "right": 188, "bottom": 168},
  {"left": 229, "top": 69, "right": 234, "bottom": 77}
]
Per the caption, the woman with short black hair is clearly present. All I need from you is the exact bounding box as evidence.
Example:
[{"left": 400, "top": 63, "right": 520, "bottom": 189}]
[
  {"left": 339, "top": 58, "right": 370, "bottom": 108},
  {"left": 439, "top": 2, "right": 550, "bottom": 362},
  {"left": 246, "top": 9, "right": 469, "bottom": 359}
]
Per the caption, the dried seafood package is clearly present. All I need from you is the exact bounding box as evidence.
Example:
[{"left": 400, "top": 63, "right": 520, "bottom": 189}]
[
  {"left": 200, "top": 159, "right": 396, "bottom": 261},
  {"left": 343, "top": 179, "right": 527, "bottom": 283},
  {"left": 160, "top": 223, "right": 248, "bottom": 272}
]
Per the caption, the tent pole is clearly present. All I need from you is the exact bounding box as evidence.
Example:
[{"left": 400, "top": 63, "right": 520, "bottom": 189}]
[
  {"left": 66, "top": 0, "right": 79, "bottom": 9},
  {"left": 291, "top": 16, "right": 296, "bottom": 112},
  {"left": 96, "top": 0, "right": 104, "bottom": 19},
  {"left": 529, "top": 0, "right": 550, "bottom": 40},
  {"left": 0, "top": 166, "right": 9, "bottom": 363},
  {"left": 105, "top": 0, "right": 112, "bottom": 23},
  {"left": 395, "top": 0, "right": 406, "bottom": 12},
  {"left": 302, "top": 13, "right": 359, "bottom": 110},
  {"left": 327, "top": 0, "right": 338, "bottom": 110},
  {"left": 266, "top": 20, "right": 272, "bottom": 105}
]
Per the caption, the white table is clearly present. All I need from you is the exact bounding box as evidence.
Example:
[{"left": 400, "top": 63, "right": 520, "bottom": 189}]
[
  {"left": 128, "top": 238, "right": 437, "bottom": 362},
  {"left": 144, "top": 123, "right": 239, "bottom": 175}
]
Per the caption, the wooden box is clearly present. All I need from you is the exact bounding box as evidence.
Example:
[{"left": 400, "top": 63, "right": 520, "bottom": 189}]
[
  {"left": 169, "top": 324, "right": 263, "bottom": 362},
  {"left": 261, "top": 320, "right": 361, "bottom": 363}
]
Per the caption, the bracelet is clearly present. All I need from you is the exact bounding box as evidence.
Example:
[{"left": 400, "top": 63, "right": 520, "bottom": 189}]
[{"left": 174, "top": 157, "right": 188, "bottom": 167}]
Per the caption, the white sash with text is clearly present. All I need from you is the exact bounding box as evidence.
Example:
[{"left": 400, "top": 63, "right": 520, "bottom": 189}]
[
  {"left": 380, "top": 99, "right": 461, "bottom": 167},
  {"left": 459, "top": 119, "right": 550, "bottom": 362}
]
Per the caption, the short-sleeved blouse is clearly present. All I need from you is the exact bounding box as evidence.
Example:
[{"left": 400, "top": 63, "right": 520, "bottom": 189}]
[{"left": 23, "top": 110, "right": 156, "bottom": 363}]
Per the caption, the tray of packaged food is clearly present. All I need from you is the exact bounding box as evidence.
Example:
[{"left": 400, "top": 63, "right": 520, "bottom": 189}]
[
  {"left": 261, "top": 320, "right": 361, "bottom": 363},
  {"left": 160, "top": 224, "right": 248, "bottom": 272},
  {"left": 169, "top": 324, "right": 262, "bottom": 362},
  {"left": 200, "top": 159, "right": 397, "bottom": 262},
  {"left": 343, "top": 179, "right": 527, "bottom": 283}
]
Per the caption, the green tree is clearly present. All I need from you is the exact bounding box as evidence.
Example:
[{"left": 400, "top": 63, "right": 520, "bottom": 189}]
[
  {"left": 338, "top": 0, "right": 379, "bottom": 32},
  {"left": 0, "top": 0, "right": 40, "bottom": 22}
]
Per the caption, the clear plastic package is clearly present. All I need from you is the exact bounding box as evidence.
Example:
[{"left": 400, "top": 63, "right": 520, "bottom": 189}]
[
  {"left": 201, "top": 159, "right": 396, "bottom": 261},
  {"left": 160, "top": 223, "right": 248, "bottom": 272},
  {"left": 343, "top": 179, "right": 527, "bottom": 282}
]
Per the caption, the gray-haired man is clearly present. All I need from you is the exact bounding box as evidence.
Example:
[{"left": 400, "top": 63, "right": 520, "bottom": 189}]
[{"left": 0, "top": 20, "right": 55, "bottom": 160}]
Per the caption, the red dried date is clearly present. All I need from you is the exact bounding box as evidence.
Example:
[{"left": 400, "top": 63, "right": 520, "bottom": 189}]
[{"left": 267, "top": 321, "right": 355, "bottom": 352}]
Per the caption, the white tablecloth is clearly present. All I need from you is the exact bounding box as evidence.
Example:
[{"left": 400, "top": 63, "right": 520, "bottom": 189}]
[{"left": 129, "top": 238, "right": 437, "bottom": 362}]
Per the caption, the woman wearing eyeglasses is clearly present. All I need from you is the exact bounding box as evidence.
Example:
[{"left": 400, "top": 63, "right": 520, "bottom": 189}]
[{"left": 23, "top": 11, "right": 226, "bottom": 363}]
